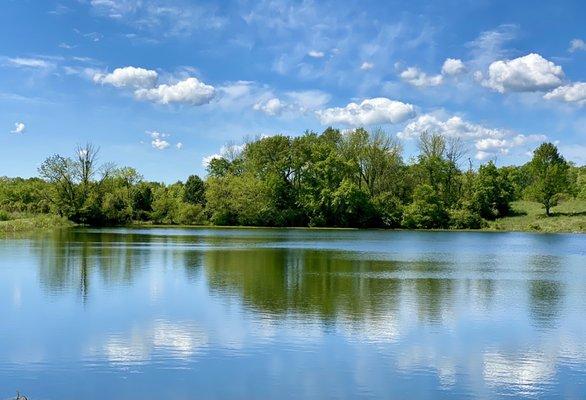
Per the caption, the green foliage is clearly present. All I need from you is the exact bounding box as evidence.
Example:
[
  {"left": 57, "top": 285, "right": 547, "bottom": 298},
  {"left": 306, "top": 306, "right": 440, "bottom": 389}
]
[
  {"left": 372, "top": 193, "right": 403, "bottom": 228},
  {"left": 574, "top": 167, "right": 586, "bottom": 200},
  {"left": 205, "top": 174, "right": 274, "bottom": 226},
  {"left": 177, "top": 203, "right": 206, "bottom": 225},
  {"left": 101, "top": 187, "right": 133, "bottom": 225},
  {"left": 0, "top": 210, "right": 9, "bottom": 221},
  {"left": 183, "top": 175, "right": 205, "bottom": 205},
  {"left": 132, "top": 182, "right": 155, "bottom": 220},
  {"left": 0, "top": 177, "right": 51, "bottom": 213},
  {"left": 2, "top": 135, "right": 582, "bottom": 232},
  {"left": 472, "top": 161, "right": 514, "bottom": 220},
  {"left": 331, "top": 179, "right": 376, "bottom": 227},
  {"left": 402, "top": 185, "right": 449, "bottom": 229},
  {"left": 449, "top": 206, "right": 484, "bottom": 229},
  {"left": 151, "top": 184, "right": 184, "bottom": 224},
  {"left": 526, "top": 143, "right": 570, "bottom": 216},
  {"left": 0, "top": 214, "right": 72, "bottom": 234}
]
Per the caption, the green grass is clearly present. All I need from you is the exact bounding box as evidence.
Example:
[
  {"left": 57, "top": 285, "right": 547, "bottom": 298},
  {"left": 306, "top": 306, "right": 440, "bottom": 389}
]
[
  {"left": 0, "top": 213, "right": 73, "bottom": 234},
  {"left": 487, "top": 199, "right": 586, "bottom": 233}
]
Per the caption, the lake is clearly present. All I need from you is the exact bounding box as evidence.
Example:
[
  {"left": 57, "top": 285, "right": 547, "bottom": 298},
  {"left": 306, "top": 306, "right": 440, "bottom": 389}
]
[{"left": 1, "top": 228, "right": 585, "bottom": 399}]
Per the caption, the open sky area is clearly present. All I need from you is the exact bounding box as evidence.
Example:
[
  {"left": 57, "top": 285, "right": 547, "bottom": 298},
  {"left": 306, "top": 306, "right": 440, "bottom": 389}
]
[{"left": 1, "top": 0, "right": 585, "bottom": 182}]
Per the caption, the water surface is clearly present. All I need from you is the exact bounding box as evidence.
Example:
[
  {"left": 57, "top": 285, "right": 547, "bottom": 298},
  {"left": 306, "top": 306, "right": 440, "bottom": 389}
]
[{"left": 1, "top": 228, "right": 585, "bottom": 399}]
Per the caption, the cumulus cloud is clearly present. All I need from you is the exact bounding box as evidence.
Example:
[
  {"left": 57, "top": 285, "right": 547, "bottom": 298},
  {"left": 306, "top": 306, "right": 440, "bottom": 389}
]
[
  {"left": 134, "top": 77, "right": 216, "bottom": 105},
  {"left": 148, "top": 131, "right": 170, "bottom": 150},
  {"left": 482, "top": 53, "right": 564, "bottom": 93},
  {"left": 400, "top": 67, "right": 443, "bottom": 87},
  {"left": 307, "top": 50, "right": 325, "bottom": 58},
  {"left": 316, "top": 97, "right": 415, "bottom": 126},
  {"left": 10, "top": 122, "right": 26, "bottom": 134},
  {"left": 441, "top": 58, "right": 466, "bottom": 76},
  {"left": 92, "top": 66, "right": 216, "bottom": 106},
  {"left": 152, "top": 137, "right": 170, "bottom": 150},
  {"left": 397, "top": 114, "right": 545, "bottom": 160},
  {"left": 543, "top": 82, "right": 586, "bottom": 105},
  {"left": 93, "top": 66, "right": 158, "bottom": 89},
  {"left": 360, "top": 62, "right": 374, "bottom": 71},
  {"left": 569, "top": 38, "right": 586, "bottom": 53},
  {"left": 146, "top": 131, "right": 183, "bottom": 150},
  {"left": 253, "top": 97, "right": 284, "bottom": 116}
]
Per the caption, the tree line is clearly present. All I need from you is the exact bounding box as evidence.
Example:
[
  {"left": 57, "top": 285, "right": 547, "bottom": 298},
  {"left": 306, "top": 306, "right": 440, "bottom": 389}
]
[{"left": 1, "top": 128, "right": 584, "bottom": 229}]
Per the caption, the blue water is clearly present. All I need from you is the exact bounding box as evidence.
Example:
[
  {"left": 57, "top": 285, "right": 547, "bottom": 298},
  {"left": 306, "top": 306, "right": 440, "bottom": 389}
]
[{"left": 1, "top": 228, "right": 585, "bottom": 399}]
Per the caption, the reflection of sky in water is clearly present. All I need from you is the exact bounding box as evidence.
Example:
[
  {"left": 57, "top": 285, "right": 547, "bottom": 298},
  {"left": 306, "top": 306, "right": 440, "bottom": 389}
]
[{"left": 0, "top": 228, "right": 585, "bottom": 399}]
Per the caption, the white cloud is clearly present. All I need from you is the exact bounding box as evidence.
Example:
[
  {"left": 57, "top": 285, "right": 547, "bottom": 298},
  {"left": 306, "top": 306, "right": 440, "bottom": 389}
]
[
  {"left": 147, "top": 131, "right": 183, "bottom": 150},
  {"left": 397, "top": 114, "right": 545, "bottom": 160},
  {"left": 88, "top": 0, "right": 226, "bottom": 38},
  {"left": 202, "top": 143, "right": 245, "bottom": 167},
  {"left": 482, "top": 53, "right": 564, "bottom": 93},
  {"left": 152, "top": 138, "right": 170, "bottom": 150},
  {"left": 308, "top": 50, "right": 325, "bottom": 58},
  {"left": 467, "top": 24, "right": 518, "bottom": 69},
  {"left": 93, "top": 66, "right": 158, "bottom": 89},
  {"left": 251, "top": 89, "right": 331, "bottom": 116},
  {"left": 316, "top": 97, "right": 415, "bottom": 126},
  {"left": 400, "top": 67, "right": 443, "bottom": 87},
  {"left": 10, "top": 122, "right": 26, "bottom": 134},
  {"left": 253, "top": 97, "right": 284, "bottom": 116},
  {"left": 7, "top": 57, "right": 53, "bottom": 69},
  {"left": 201, "top": 154, "right": 220, "bottom": 167},
  {"left": 441, "top": 58, "right": 466, "bottom": 76},
  {"left": 134, "top": 77, "right": 216, "bottom": 105},
  {"left": 285, "top": 90, "right": 331, "bottom": 112},
  {"left": 569, "top": 38, "right": 586, "bottom": 53},
  {"left": 58, "top": 42, "right": 76, "bottom": 50},
  {"left": 148, "top": 131, "right": 170, "bottom": 150},
  {"left": 543, "top": 82, "right": 586, "bottom": 105},
  {"left": 360, "top": 62, "right": 374, "bottom": 71}
]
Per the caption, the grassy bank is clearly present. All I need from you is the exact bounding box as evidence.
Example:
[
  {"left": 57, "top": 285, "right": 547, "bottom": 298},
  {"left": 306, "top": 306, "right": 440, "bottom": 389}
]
[
  {"left": 2, "top": 201, "right": 585, "bottom": 235},
  {"left": 488, "top": 200, "right": 586, "bottom": 233},
  {"left": 0, "top": 214, "right": 73, "bottom": 234}
]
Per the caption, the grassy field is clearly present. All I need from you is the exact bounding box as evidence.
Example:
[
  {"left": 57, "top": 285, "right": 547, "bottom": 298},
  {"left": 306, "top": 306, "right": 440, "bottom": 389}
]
[
  {"left": 488, "top": 199, "right": 586, "bottom": 233},
  {"left": 0, "top": 214, "right": 73, "bottom": 234}
]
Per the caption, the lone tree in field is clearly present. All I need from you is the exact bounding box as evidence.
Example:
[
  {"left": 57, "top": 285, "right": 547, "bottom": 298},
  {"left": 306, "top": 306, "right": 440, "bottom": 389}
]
[{"left": 527, "top": 143, "right": 569, "bottom": 216}]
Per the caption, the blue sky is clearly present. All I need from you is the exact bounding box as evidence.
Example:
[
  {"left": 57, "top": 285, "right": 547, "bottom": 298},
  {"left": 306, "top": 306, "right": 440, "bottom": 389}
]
[{"left": 1, "top": 0, "right": 585, "bottom": 182}]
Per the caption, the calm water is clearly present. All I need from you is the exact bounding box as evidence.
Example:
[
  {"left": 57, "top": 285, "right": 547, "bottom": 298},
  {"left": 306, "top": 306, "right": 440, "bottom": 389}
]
[{"left": 1, "top": 228, "right": 585, "bottom": 399}]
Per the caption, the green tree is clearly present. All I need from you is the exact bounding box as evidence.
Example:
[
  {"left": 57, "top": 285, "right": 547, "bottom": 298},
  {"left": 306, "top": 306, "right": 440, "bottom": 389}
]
[
  {"left": 526, "top": 143, "right": 570, "bottom": 216},
  {"left": 183, "top": 175, "right": 206, "bottom": 205},
  {"left": 472, "top": 161, "right": 514, "bottom": 220},
  {"left": 38, "top": 144, "right": 112, "bottom": 224},
  {"left": 402, "top": 184, "right": 448, "bottom": 229}
]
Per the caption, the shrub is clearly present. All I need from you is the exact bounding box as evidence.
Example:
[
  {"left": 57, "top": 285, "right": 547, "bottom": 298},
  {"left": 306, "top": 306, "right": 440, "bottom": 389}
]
[
  {"left": 402, "top": 185, "right": 449, "bottom": 229},
  {"left": 177, "top": 203, "right": 206, "bottom": 225},
  {"left": 0, "top": 210, "right": 10, "bottom": 221},
  {"left": 449, "top": 208, "right": 484, "bottom": 229}
]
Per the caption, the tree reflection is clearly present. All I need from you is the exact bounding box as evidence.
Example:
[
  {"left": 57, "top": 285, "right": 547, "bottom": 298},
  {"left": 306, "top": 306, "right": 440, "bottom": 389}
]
[
  {"left": 528, "top": 255, "right": 564, "bottom": 328},
  {"left": 204, "top": 248, "right": 459, "bottom": 323},
  {"left": 31, "top": 229, "right": 569, "bottom": 327}
]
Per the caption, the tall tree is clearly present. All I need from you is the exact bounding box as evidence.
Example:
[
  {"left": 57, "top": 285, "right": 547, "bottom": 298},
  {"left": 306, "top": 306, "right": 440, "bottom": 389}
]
[
  {"left": 183, "top": 175, "right": 206, "bottom": 205},
  {"left": 526, "top": 143, "right": 570, "bottom": 216}
]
